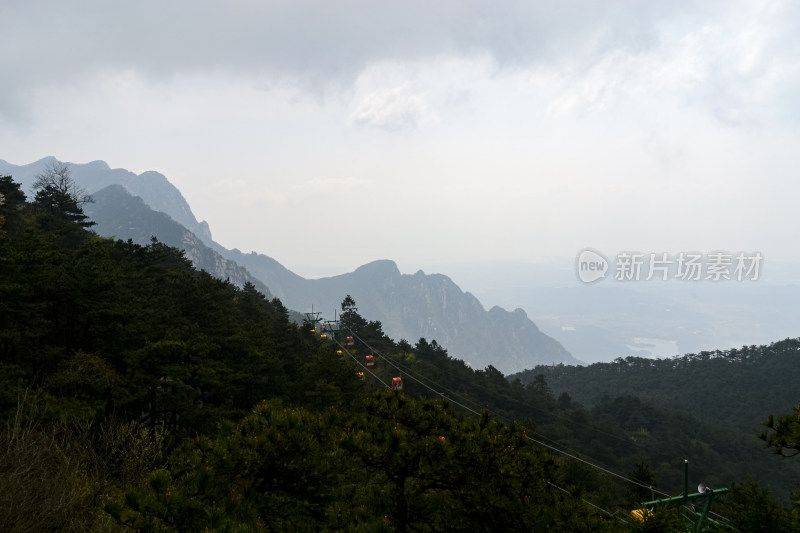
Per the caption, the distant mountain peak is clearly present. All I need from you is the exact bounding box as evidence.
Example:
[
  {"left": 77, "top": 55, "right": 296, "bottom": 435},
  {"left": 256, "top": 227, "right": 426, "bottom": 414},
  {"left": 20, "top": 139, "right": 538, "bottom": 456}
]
[
  {"left": 94, "top": 183, "right": 129, "bottom": 197},
  {"left": 85, "top": 160, "right": 111, "bottom": 170},
  {"left": 353, "top": 259, "right": 401, "bottom": 277}
]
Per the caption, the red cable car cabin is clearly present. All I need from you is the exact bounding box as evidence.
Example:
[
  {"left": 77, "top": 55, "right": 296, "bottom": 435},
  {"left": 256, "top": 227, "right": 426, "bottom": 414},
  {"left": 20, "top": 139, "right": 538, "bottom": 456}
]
[
  {"left": 392, "top": 377, "right": 403, "bottom": 391},
  {"left": 365, "top": 355, "right": 375, "bottom": 369},
  {"left": 346, "top": 336, "right": 355, "bottom": 349}
]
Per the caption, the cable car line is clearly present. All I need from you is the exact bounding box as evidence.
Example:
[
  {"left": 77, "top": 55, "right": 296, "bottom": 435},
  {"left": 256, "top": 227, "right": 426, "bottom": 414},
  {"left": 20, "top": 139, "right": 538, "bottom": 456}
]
[
  {"left": 365, "top": 344, "right": 492, "bottom": 415},
  {"left": 372, "top": 347, "right": 654, "bottom": 475},
  {"left": 328, "top": 332, "right": 390, "bottom": 388},
  {"left": 361, "top": 342, "right": 648, "bottom": 482},
  {"left": 332, "top": 325, "right": 628, "bottom": 521},
  {"left": 343, "top": 327, "right": 673, "bottom": 497},
  {"left": 358, "top": 343, "right": 483, "bottom": 414},
  {"left": 348, "top": 329, "right": 656, "bottom": 455},
  {"left": 338, "top": 325, "right": 674, "bottom": 500},
  {"left": 342, "top": 329, "right": 495, "bottom": 418},
  {"left": 546, "top": 481, "right": 629, "bottom": 524},
  {"left": 524, "top": 433, "right": 671, "bottom": 497},
  {"left": 329, "top": 322, "right": 732, "bottom": 526},
  {"left": 327, "top": 322, "right": 710, "bottom": 523}
]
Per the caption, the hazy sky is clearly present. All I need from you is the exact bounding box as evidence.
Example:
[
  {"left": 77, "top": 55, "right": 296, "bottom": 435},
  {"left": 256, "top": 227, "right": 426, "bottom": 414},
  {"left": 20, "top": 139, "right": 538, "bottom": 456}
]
[{"left": 2, "top": 0, "right": 799, "bottom": 276}]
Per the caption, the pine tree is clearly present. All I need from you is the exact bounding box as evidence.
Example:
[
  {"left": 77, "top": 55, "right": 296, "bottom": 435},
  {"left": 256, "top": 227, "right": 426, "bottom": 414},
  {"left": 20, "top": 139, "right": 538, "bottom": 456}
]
[{"left": 31, "top": 161, "right": 95, "bottom": 230}]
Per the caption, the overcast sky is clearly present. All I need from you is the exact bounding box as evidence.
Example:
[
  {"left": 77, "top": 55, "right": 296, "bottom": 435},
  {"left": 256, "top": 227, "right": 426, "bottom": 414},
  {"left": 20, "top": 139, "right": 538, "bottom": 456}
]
[{"left": 2, "top": 0, "right": 799, "bottom": 277}]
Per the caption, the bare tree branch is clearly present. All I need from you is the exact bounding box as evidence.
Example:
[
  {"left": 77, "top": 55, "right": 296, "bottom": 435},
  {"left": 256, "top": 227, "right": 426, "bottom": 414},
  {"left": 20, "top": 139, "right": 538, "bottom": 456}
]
[{"left": 32, "top": 160, "right": 93, "bottom": 205}]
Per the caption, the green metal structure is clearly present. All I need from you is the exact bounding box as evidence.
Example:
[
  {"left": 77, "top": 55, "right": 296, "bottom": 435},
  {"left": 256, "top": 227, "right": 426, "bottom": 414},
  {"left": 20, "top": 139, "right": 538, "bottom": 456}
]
[{"left": 636, "top": 460, "right": 728, "bottom": 532}]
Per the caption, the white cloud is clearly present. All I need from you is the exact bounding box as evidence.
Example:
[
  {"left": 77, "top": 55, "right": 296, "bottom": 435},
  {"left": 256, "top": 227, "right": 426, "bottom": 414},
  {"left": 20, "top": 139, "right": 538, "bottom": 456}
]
[{"left": 350, "top": 82, "right": 435, "bottom": 131}]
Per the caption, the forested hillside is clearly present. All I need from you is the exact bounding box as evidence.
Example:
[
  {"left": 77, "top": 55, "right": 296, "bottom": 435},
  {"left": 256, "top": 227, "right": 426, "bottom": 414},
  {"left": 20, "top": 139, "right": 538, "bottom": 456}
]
[
  {"left": 0, "top": 173, "right": 608, "bottom": 530},
  {"left": 2, "top": 170, "right": 799, "bottom": 531},
  {"left": 513, "top": 342, "right": 800, "bottom": 439},
  {"left": 512, "top": 341, "right": 800, "bottom": 501}
]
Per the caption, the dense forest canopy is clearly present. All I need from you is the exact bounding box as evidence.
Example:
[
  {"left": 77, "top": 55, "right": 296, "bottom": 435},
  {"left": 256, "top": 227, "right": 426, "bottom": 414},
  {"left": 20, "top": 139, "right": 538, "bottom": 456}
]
[
  {"left": 513, "top": 340, "right": 800, "bottom": 438},
  {"left": 1, "top": 171, "right": 799, "bottom": 531}
]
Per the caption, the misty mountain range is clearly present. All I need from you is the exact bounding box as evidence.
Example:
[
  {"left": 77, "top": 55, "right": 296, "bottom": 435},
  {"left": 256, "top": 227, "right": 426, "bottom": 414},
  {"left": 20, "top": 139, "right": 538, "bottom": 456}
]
[{"left": 0, "top": 157, "right": 578, "bottom": 373}]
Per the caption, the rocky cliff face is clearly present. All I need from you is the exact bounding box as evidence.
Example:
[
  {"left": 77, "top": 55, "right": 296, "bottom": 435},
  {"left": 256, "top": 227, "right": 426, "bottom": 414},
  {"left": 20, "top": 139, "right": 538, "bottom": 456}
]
[
  {"left": 85, "top": 185, "right": 273, "bottom": 299},
  {"left": 260, "top": 259, "right": 578, "bottom": 373}
]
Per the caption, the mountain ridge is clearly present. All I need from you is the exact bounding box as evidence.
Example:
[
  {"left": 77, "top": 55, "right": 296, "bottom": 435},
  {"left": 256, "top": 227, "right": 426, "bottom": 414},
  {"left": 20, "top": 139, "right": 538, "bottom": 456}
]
[
  {"left": 0, "top": 157, "right": 577, "bottom": 373},
  {"left": 0, "top": 156, "right": 213, "bottom": 242},
  {"left": 85, "top": 184, "right": 275, "bottom": 300}
]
